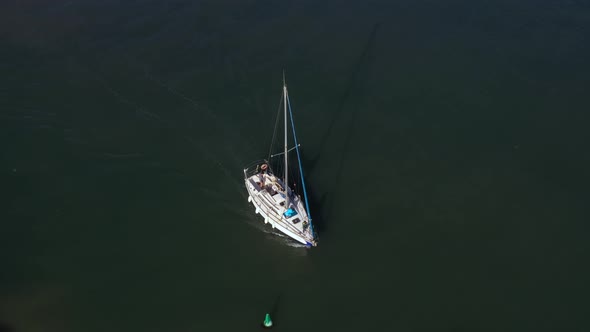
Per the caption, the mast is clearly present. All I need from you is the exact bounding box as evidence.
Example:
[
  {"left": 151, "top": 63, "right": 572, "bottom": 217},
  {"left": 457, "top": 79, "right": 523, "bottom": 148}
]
[{"left": 283, "top": 72, "right": 289, "bottom": 211}]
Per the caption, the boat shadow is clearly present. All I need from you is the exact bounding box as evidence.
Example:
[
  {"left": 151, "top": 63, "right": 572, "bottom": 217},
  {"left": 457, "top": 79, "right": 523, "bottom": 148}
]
[
  {"left": 307, "top": 22, "right": 381, "bottom": 176},
  {"left": 304, "top": 23, "right": 380, "bottom": 237}
]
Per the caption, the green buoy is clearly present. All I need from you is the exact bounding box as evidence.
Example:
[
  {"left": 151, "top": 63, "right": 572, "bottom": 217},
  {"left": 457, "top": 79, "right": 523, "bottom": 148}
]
[{"left": 262, "top": 313, "right": 273, "bottom": 328}]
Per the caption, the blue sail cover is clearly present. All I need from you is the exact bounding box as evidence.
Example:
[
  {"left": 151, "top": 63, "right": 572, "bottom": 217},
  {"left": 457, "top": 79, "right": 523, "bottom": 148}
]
[{"left": 284, "top": 208, "right": 298, "bottom": 218}]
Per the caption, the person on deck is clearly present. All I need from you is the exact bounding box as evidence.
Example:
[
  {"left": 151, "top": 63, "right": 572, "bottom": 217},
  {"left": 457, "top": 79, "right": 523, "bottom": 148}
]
[{"left": 259, "top": 164, "right": 268, "bottom": 187}]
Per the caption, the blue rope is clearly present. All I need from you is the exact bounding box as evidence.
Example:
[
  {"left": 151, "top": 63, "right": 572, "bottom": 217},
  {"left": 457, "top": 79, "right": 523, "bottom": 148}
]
[{"left": 286, "top": 95, "right": 315, "bottom": 238}]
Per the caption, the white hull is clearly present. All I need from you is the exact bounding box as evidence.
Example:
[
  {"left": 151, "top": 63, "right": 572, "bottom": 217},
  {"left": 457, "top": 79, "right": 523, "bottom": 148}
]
[
  {"left": 244, "top": 167, "right": 316, "bottom": 246},
  {"left": 250, "top": 194, "right": 310, "bottom": 245}
]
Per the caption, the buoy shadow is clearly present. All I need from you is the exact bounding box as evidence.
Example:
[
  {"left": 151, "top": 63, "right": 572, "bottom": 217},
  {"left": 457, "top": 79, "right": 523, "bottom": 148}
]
[
  {"left": 270, "top": 293, "right": 282, "bottom": 324},
  {"left": 261, "top": 293, "right": 282, "bottom": 329}
]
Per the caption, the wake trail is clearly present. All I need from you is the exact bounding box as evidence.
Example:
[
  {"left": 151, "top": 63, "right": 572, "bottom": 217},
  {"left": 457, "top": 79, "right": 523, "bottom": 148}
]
[
  {"left": 91, "top": 71, "right": 162, "bottom": 122},
  {"left": 182, "top": 135, "right": 246, "bottom": 199},
  {"left": 75, "top": 57, "right": 268, "bottom": 237},
  {"left": 82, "top": 61, "right": 248, "bottom": 206},
  {"left": 120, "top": 60, "right": 257, "bottom": 191},
  {"left": 119, "top": 55, "right": 253, "bottom": 151}
]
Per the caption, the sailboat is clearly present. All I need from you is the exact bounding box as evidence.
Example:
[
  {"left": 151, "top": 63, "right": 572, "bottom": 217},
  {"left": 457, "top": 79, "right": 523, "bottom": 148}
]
[{"left": 243, "top": 75, "right": 318, "bottom": 247}]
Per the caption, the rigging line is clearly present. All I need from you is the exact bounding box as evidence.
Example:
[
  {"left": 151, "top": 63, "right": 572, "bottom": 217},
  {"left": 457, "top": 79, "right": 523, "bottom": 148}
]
[
  {"left": 267, "top": 90, "right": 285, "bottom": 162},
  {"left": 270, "top": 144, "right": 300, "bottom": 158},
  {"left": 286, "top": 95, "right": 314, "bottom": 237}
]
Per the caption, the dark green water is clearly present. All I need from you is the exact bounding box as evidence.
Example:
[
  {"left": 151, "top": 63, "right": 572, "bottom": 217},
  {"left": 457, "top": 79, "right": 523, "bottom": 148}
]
[{"left": 2, "top": 1, "right": 589, "bottom": 331}]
